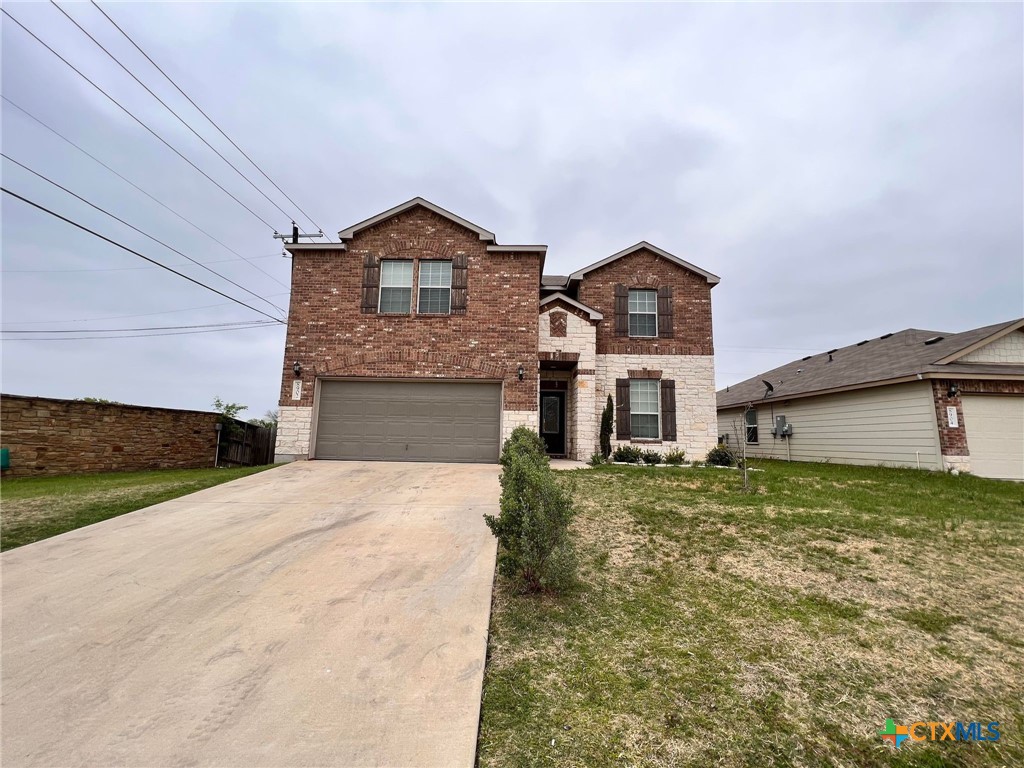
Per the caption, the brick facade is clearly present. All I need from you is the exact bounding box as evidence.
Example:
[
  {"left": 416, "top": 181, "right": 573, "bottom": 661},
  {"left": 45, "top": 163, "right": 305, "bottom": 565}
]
[
  {"left": 275, "top": 202, "right": 719, "bottom": 462},
  {"left": 279, "top": 206, "right": 540, "bottom": 414},
  {"left": 577, "top": 247, "right": 714, "bottom": 356},
  {"left": 1, "top": 395, "right": 219, "bottom": 477}
]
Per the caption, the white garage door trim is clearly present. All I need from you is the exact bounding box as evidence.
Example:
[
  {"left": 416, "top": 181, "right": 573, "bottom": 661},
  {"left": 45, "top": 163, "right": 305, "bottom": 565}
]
[{"left": 962, "top": 395, "right": 1024, "bottom": 481}]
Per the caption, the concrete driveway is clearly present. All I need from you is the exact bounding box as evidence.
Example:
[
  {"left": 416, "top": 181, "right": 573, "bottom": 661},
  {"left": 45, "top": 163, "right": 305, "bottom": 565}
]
[{"left": 1, "top": 461, "right": 500, "bottom": 768}]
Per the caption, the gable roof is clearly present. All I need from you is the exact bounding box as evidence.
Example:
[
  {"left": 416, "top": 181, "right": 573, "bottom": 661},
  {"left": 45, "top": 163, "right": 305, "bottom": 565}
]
[
  {"left": 568, "top": 241, "right": 721, "bottom": 286},
  {"left": 337, "top": 197, "right": 496, "bottom": 242},
  {"left": 540, "top": 292, "right": 603, "bottom": 321},
  {"left": 717, "top": 318, "right": 1024, "bottom": 410}
]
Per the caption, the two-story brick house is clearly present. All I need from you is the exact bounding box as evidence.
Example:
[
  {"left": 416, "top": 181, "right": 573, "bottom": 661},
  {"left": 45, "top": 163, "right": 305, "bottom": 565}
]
[{"left": 274, "top": 198, "right": 720, "bottom": 463}]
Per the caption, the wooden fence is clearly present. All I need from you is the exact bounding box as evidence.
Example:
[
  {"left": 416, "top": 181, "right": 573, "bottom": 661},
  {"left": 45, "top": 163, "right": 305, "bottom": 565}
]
[{"left": 216, "top": 420, "right": 276, "bottom": 468}]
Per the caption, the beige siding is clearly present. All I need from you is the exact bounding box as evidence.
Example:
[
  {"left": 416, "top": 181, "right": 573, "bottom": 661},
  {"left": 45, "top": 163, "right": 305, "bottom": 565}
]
[
  {"left": 961, "top": 395, "right": 1024, "bottom": 480},
  {"left": 717, "top": 381, "right": 942, "bottom": 470}
]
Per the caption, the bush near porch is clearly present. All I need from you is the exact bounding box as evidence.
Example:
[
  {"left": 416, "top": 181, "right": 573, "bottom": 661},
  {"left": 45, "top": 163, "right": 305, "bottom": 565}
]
[{"left": 478, "top": 460, "right": 1023, "bottom": 767}]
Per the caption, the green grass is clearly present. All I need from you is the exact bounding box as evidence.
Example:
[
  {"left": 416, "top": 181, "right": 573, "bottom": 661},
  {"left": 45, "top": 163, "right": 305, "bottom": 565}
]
[
  {"left": 478, "top": 460, "right": 1024, "bottom": 767},
  {"left": 1, "top": 465, "right": 275, "bottom": 550}
]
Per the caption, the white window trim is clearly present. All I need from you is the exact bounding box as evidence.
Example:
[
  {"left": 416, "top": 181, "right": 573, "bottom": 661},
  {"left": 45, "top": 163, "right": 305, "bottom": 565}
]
[
  {"left": 416, "top": 260, "right": 453, "bottom": 315},
  {"left": 628, "top": 289, "right": 658, "bottom": 338},
  {"left": 378, "top": 259, "right": 413, "bottom": 314},
  {"left": 630, "top": 379, "right": 661, "bottom": 440}
]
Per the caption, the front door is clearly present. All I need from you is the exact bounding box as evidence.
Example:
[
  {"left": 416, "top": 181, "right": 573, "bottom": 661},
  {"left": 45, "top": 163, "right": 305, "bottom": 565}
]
[{"left": 540, "top": 391, "right": 566, "bottom": 456}]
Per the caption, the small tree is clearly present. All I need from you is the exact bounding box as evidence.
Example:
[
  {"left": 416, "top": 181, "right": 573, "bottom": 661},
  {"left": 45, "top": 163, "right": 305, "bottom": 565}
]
[
  {"left": 600, "top": 394, "right": 614, "bottom": 458},
  {"left": 212, "top": 397, "right": 247, "bottom": 438},
  {"left": 248, "top": 409, "right": 278, "bottom": 429},
  {"left": 484, "top": 426, "right": 577, "bottom": 594}
]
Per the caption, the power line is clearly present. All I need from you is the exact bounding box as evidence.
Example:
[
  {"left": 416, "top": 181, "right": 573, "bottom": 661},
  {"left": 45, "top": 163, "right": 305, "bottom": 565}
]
[
  {"left": 2, "top": 152, "right": 288, "bottom": 311},
  {"left": 1, "top": 253, "right": 280, "bottom": 274},
  {"left": 91, "top": 0, "right": 328, "bottom": 240},
  {"left": 1, "top": 323, "right": 281, "bottom": 341},
  {"left": 5, "top": 320, "right": 274, "bottom": 333},
  {"left": 50, "top": 0, "right": 301, "bottom": 229},
  {"left": 1, "top": 293, "right": 290, "bottom": 326},
  {"left": 1, "top": 7, "right": 279, "bottom": 232},
  {"left": 2, "top": 95, "right": 286, "bottom": 274},
  {"left": 1, "top": 187, "right": 285, "bottom": 324}
]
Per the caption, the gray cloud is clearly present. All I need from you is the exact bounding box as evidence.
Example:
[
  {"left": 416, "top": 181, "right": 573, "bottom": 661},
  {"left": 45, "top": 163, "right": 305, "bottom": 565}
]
[{"left": 2, "top": 1, "right": 1021, "bottom": 417}]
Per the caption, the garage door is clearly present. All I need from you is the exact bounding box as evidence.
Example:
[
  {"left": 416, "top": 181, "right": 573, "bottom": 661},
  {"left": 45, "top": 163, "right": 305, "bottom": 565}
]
[
  {"left": 961, "top": 395, "right": 1024, "bottom": 481},
  {"left": 314, "top": 380, "right": 501, "bottom": 463}
]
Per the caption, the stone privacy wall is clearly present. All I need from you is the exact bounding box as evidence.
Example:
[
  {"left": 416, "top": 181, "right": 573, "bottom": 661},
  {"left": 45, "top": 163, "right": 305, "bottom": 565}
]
[{"left": 1, "top": 395, "right": 220, "bottom": 478}]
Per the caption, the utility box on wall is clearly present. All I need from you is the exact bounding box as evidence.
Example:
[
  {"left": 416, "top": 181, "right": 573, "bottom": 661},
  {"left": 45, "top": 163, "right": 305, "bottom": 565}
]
[{"left": 772, "top": 415, "right": 794, "bottom": 438}]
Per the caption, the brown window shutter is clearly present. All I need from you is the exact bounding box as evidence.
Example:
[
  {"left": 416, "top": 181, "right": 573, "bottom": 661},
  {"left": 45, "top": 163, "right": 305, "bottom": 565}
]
[
  {"left": 450, "top": 253, "right": 469, "bottom": 314},
  {"left": 360, "top": 254, "right": 380, "bottom": 314},
  {"left": 657, "top": 286, "right": 674, "bottom": 338},
  {"left": 615, "top": 378, "right": 631, "bottom": 439},
  {"left": 614, "top": 284, "right": 628, "bottom": 336},
  {"left": 660, "top": 379, "right": 677, "bottom": 441}
]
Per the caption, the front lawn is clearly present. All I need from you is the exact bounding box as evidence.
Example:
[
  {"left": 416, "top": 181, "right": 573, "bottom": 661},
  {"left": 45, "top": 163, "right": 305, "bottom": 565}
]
[
  {"left": 1, "top": 465, "right": 274, "bottom": 551},
  {"left": 478, "top": 461, "right": 1024, "bottom": 767}
]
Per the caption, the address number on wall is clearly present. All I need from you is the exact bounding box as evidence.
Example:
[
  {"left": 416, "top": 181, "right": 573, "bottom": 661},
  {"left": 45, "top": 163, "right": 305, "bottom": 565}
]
[
  {"left": 292, "top": 380, "right": 303, "bottom": 401},
  {"left": 946, "top": 406, "right": 958, "bottom": 428}
]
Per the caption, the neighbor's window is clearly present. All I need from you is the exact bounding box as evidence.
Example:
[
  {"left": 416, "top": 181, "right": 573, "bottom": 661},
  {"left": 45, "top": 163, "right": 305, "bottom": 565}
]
[
  {"left": 745, "top": 408, "right": 758, "bottom": 444},
  {"left": 630, "top": 379, "right": 660, "bottom": 439},
  {"left": 379, "top": 260, "right": 413, "bottom": 313},
  {"left": 417, "top": 260, "right": 452, "bottom": 314},
  {"left": 628, "top": 289, "right": 657, "bottom": 337}
]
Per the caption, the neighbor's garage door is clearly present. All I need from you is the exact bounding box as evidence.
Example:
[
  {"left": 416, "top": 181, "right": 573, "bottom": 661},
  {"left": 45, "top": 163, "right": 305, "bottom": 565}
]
[
  {"left": 314, "top": 380, "right": 501, "bottom": 463},
  {"left": 961, "top": 395, "right": 1024, "bottom": 481}
]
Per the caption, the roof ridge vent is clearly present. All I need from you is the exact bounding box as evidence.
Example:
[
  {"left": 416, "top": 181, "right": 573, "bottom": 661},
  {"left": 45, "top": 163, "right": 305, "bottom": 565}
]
[
  {"left": 924, "top": 335, "right": 944, "bottom": 345},
  {"left": 801, "top": 355, "right": 812, "bottom": 361},
  {"left": 856, "top": 339, "right": 869, "bottom": 346},
  {"left": 880, "top": 332, "right": 893, "bottom": 339}
]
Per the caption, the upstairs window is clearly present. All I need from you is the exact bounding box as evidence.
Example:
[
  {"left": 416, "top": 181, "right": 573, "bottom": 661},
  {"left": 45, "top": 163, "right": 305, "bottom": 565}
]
[
  {"left": 628, "top": 289, "right": 657, "bottom": 337},
  {"left": 379, "top": 260, "right": 413, "bottom": 313},
  {"left": 418, "top": 261, "right": 452, "bottom": 314},
  {"left": 630, "top": 379, "right": 660, "bottom": 439},
  {"left": 745, "top": 408, "right": 758, "bottom": 444}
]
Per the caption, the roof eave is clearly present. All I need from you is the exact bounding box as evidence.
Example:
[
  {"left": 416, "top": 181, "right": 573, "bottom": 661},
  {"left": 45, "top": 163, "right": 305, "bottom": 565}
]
[
  {"left": 337, "top": 196, "right": 496, "bottom": 243},
  {"left": 539, "top": 292, "right": 604, "bottom": 321},
  {"left": 568, "top": 240, "right": 721, "bottom": 286},
  {"left": 934, "top": 318, "right": 1024, "bottom": 364}
]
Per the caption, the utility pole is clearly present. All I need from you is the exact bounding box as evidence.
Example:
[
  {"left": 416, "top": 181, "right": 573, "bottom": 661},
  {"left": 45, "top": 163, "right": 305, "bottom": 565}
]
[{"left": 273, "top": 221, "right": 325, "bottom": 245}]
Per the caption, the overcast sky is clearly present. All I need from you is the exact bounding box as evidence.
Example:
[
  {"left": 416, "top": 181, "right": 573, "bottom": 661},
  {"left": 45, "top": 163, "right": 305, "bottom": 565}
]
[{"left": 2, "top": 2, "right": 1022, "bottom": 419}]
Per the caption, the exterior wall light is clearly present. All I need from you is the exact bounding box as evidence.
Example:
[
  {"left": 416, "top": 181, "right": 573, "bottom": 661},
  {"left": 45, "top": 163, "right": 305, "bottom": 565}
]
[
  {"left": 517, "top": 364, "right": 525, "bottom": 381},
  {"left": 947, "top": 383, "right": 960, "bottom": 398},
  {"left": 293, "top": 361, "right": 302, "bottom": 377}
]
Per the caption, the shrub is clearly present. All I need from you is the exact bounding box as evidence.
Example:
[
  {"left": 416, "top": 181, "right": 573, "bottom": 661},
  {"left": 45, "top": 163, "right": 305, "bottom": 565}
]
[
  {"left": 612, "top": 445, "right": 643, "bottom": 463},
  {"left": 588, "top": 452, "right": 605, "bottom": 467},
  {"left": 664, "top": 449, "right": 686, "bottom": 465},
  {"left": 484, "top": 426, "right": 576, "bottom": 593},
  {"left": 641, "top": 449, "right": 662, "bottom": 465},
  {"left": 599, "top": 395, "right": 614, "bottom": 459},
  {"left": 706, "top": 445, "right": 736, "bottom": 467},
  {"left": 500, "top": 425, "right": 548, "bottom": 468}
]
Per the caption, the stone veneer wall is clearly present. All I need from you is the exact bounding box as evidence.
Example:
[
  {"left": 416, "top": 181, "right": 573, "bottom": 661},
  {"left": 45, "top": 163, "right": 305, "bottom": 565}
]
[
  {"left": 596, "top": 354, "right": 718, "bottom": 460},
  {"left": 1, "top": 394, "right": 220, "bottom": 477},
  {"left": 276, "top": 405, "right": 313, "bottom": 461},
  {"left": 539, "top": 303, "right": 599, "bottom": 460}
]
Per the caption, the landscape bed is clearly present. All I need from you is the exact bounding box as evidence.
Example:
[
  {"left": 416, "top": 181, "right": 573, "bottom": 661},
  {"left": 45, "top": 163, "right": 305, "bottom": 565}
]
[
  {"left": 1, "top": 465, "right": 274, "bottom": 551},
  {"left": 478, "top": 460, "right": 1023, "bottom": 767}
]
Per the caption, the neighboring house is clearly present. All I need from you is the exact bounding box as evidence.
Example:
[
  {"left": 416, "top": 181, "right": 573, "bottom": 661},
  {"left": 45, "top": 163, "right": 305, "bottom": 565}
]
[
  {"left": 274, "top": 197, "right": 720, "bottom": 464},
  {"left": 716, "top": 319, "right": 1024, "bottom": 480}
]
